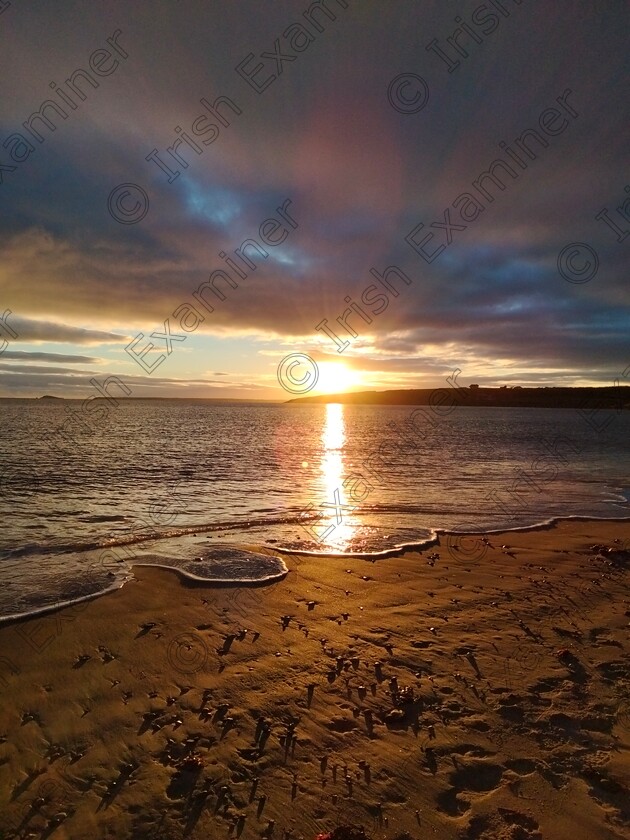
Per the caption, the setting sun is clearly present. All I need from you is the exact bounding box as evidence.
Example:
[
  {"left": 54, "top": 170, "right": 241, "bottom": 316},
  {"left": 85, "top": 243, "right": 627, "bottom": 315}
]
[{"left": 316, "top": 362, "right": 360, "bottom": 393}]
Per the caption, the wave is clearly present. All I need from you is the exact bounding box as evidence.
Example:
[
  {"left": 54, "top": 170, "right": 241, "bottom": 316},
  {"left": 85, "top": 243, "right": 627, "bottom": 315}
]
[
  {"left": 5, "top": 494, "right": 628, "bottom": 564},
  {"left": 0, "top": 547, "right": 288, "bottom": 625},
  {"left": 0, "top": 570, "right": 131, "bottom": 624},
  {"left": 135, "top": 546, "right": 289, "bottom": 584},
  {"left": 0, "top": 511, "right": 322, "bottom": 561},
  {"left": 2, "top": 513, "right": 628, "bottom": 626}
]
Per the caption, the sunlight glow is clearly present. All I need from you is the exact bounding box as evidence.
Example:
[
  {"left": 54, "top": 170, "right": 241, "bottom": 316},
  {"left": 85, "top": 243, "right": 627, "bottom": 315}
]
[{"left": 316, "top": 362, "right": 360, "bottom": 393}]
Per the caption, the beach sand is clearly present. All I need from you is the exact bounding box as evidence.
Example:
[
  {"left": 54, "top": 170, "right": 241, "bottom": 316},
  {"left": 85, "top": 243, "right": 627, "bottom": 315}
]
[{"left": 1, "top": 519, "right": 629, "bottom": 839}]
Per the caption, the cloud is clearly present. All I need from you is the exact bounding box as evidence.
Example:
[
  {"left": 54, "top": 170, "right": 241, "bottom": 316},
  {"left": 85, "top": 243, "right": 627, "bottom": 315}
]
[
  {"left": 0, "top": 364, "right": 101, "bottom": 374},
  {"left": 8, "top": 315, "right": 126, "bottom": 345},
  {"left": 0, "top": 0, "right": 628, "bottom": 393},
  {"left": 0, "top": 351, "right": 99, "bottom": 363}
]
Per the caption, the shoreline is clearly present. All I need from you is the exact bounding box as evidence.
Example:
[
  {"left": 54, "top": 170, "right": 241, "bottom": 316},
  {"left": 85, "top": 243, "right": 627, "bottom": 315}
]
[
  {"left": 1, "top": 514, "right": 629, "bottom": 627},
  {"left": 1, "top": 517, "right": 629, "bottom": 838}
]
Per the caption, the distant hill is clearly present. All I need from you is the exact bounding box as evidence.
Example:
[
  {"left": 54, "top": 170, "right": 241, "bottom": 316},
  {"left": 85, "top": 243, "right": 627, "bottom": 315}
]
[{"left": 288, "top": 386, "right": 630, "bottom": 409}]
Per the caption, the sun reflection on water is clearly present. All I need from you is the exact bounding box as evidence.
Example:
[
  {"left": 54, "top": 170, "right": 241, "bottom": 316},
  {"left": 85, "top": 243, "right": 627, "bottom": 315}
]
[{"left": 319, "top": 403, "right": 356, "bottom": 549}]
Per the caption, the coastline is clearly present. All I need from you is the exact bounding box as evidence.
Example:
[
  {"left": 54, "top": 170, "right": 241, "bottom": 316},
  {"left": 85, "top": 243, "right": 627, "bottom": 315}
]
[
  {"left": 1, "top": 517, "right": 629, "bottom": 839},
  {"left": 2, "top": 513, "right": 629, "bottom": 627}
]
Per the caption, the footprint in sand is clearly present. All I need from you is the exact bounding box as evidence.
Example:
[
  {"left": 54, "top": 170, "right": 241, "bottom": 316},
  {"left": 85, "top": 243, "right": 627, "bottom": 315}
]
[
  {"left": 461, "top": 808, "right": 542, "bottom": 839},
  {"left": 97, "top": 646, "right": 118, "bottom": 663},
  {"left": 581, "top": 766, "right": 630, "bottom": 826},
  {"left": 596, "top": 660, "right": 627, "bottom": 681},
  {"left": 73, "top": 653, "right": 91, "bottom": 668},
  {"left": 436, "top": 760, "right": 505, "bottom": 817}
]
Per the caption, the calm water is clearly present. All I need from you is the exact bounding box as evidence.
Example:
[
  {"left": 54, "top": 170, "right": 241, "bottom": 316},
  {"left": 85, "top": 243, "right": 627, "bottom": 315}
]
[{"left": 1, "top": 399, "right": 629, "bottom": 620}]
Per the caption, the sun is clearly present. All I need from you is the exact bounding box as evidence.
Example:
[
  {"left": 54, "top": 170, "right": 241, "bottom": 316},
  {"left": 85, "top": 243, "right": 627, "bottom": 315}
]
[{"left": 316, "top": 362, "right": 360, "bottom": 393}]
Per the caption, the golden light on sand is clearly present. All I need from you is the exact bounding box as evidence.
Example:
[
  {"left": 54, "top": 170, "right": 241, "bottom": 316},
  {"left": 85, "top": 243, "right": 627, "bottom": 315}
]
[{"left": 316, "top": 361, "right": 360, "bottom": 393}]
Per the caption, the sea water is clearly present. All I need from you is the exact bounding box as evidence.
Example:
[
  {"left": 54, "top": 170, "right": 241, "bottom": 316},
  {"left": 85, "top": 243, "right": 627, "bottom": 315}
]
[{"left": 0, "top": 399, "right": 628, "bottom": 620}]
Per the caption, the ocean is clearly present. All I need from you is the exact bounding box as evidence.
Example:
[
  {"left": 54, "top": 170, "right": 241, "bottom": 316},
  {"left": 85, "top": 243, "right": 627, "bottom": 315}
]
[{"left": 1, "top": 399, "right": 629, "bottom": 622}]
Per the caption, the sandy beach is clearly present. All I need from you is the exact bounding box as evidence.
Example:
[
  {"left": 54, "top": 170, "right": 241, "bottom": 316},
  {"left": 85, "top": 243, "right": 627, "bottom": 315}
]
[{"left": 1, "top": 519, "right": 629, "bottom": 840}]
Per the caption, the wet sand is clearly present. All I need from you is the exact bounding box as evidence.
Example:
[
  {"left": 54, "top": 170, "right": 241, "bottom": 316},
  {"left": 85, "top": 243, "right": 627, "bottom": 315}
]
[{"left": 0, "top": 519, "right": 629, "bottom": 839}]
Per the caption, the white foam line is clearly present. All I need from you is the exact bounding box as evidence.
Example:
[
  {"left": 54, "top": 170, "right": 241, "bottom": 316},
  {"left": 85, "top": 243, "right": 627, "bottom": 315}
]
[
  {"left": 271, "top": 514, "right": 630, "bottom": 559},
  {"left": 0, "top": 572, "right": 132, "bottom": 626},
  {"left": 3, "top": 514, "right": 627, "bottom": 623},
  {"left": 132, "top": 560, "right": 289, "bottom": 584}
]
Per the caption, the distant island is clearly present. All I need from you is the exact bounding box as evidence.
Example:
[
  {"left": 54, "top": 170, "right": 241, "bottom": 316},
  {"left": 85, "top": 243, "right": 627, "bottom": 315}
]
[
  {"left": 288, "top": 385, "right": 630, "bottom": 409},
  {"left": 39, "top": 395, "right": 64, "bottom": 400}
]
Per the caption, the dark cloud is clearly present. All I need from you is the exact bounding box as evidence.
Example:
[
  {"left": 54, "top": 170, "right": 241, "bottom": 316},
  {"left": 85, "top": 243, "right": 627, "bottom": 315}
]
[
  {"left": 0, "top": 0, "right": 628, "bottom": 393},
  {"left": 7, "top": 317, "right": 126, "bottom": 345},
  {"left": 0, "top": 351, "right": 99, "bottom": 363},
  {"left": 0, "top": 364, "right": 99, "bottom": 374}
]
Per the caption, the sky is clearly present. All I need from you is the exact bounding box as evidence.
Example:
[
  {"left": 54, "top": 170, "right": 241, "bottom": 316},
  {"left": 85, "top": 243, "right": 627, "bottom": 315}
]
[{"left": 0, "top": 0, "right": 628, "bottom": 399}]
